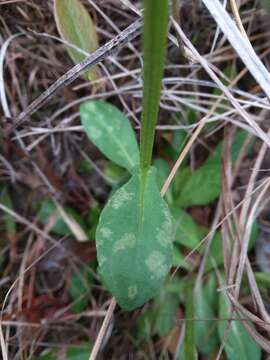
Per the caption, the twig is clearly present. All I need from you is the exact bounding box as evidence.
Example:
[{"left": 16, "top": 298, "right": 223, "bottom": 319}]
[
  {"left": 202, "top": 0, "right": 270, "bottom": 97},
  {"left": 229, "top": 0, "right": 249, "bottom": 41},
  {"left": 13, "top": 19, "right": 142, "bottom": 129},
  {"left": 0, "top": 33, "right": 22, "bottom": 118},
  {"left": 89, "top": 297, "right": 117, "bottom": 360},
  {"left": 171, "top": 19, "right": 270, "bottom": 148}
]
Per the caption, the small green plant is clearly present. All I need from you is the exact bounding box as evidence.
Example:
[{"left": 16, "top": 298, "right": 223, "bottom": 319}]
[
  {"left": 80, "top": 0, "right": 172, "bottom": 310},
  {"left": 50, "top": 1, "right": 264, "bottom": 355},
  {"left": 77, "top": 0, "right": 258, "bottom": 312}
]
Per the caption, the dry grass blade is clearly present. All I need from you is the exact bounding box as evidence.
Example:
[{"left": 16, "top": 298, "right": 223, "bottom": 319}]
[
  {"left": 0, "top": 33, "right": 22, "bottom": 118},
  {"left": 0, "top": 325, "right": 8, "bottom": 360},
  {"left": 234, "top": 133, "right": 270, "bottom": 301},
  {"left": 227, "top": 293, "right": 270, "bottom": 352},
  {"left": 172, "top": 19, "right": 270, "bottom": 148},
  {"left": 89, "top": 298, "right": 116, "bottom": 360},
  {"left": 55, "top": 202, "right": 88, "bottom": 242},
  {"left": 202, "top": 0, "right": 270, "bottom": 97},
  {"left": 229, "top": 0, "right": 249, "bottom": 40},
  {"left": 14, "top": 19, "right": 142, "bottom": 128}
]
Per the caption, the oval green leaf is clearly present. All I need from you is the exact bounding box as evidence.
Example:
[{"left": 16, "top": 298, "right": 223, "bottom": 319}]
[
  {"left": 175, "top": 131, "right": 250, "bottom": 208},
  {"left": 80, "top": 101, "right": 140, "bottom": 172},
  {"left": 54, "top": 0, "right": 98, "bottom": 81},
  {"left": 177, "top": 162, "right": 221, "bottom": 208},
  {"left": 96, "top": 166, "right": 173, "bottom": 310},
  {"left": 194, "top": 282, "right": 219, "bottom": 354},
  {"left": 153, "top": 158, "right": 173, "bottom": 204},
  {"left": 69, "top": 264, "right": 93, "bottom": 313},
  {"left": 171, "top": 207, "right": 202, "bottom": 249},
  {"left": 153, "top": 287, "right": 179, "bottom": 337}
]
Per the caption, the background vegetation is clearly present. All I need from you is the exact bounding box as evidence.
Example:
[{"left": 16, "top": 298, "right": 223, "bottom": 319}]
[{"left": 0, "top": 0, "right": 270, "bottom": 359}]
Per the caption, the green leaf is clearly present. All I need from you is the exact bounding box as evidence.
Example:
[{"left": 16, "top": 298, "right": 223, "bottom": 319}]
[
  {"left": 96, "top": 166, "right": 173, "bottom": 310},
  {"left": 172, "top": 166, "right": 191, "bottom": 199},
  {"left": 104, "top": 163, "right": 127, "bottom": 183},
  {"left": 87, "top": 206, "right": 100, "bottom": 227},
  {"left": 87, "top": 206, "right": 101, "bottom": 240},
  {"left": 54, "top": 0, "right": 98, "bottom": 81},
  {"left": 160, "top": 124, "right": 186, "bottom": 163},
  {"left": 153, "top": 289, "right": 179, "bottom": 337},
  {"left": 171, "top": 208, "right": 202, "bottom": 249},
  {"left": 218, "top": 292, "right": 261, "bottom": 360},
  {"left": 38, "top": 200, "right": 69, "bottom": 235},
  {"left": 80, "top": 101, "right": 139, "bottom": 172},
  {"left": 136, "top": 280, "right": 181, "bottom": 340},
  {"left": 140, "top": 0, "right": 168, "bottom": 170},
  {"left": 172, "top": 129, "right": 186, "bottom": 154},
  {"left": 79, "top": 159, "right": 93, "bottom": 173},
  {"left": 176, "top": 131, "right": 250, "bottom": 208},
  {"left": 207, "top": 130, "right": 251, "bottom": 165},
  {"left": 69, "top": 265, "right": 93, "bottom": 313},
  {"left": 153, "top": 158, "right": 173, "bottom": 204},
  {"left": 35, "top": 353, "right": 56, "bottom": 360},
  {"left": 177, "top": 162, "right": 221, "bottom": 208},
  {"left": 204, "top": 232, "right": 224, "bottom": 271},
  {"left": 136, "top": 307, "right": 155, "bottom": 339},
  {"left": 254, "top": 272, "right": 270, "bottom": 288},
  {"left": 172, "top": 246, "right": 192, "bottom": 271},
  {"left": 205, "top": 222, "right": 258, "bottom": 271},
  {"left": 36, "top": 346, "right": 91, "bottom": 360},
  {"left": 165, "top": 278, "right": 186, "bottom": 295},
  {"left": 66, "top": 346, "right": 91, "bottom": 360},
  {"left": 153, "top": 158, "right": 170, "bottom": 191},
  {"left": 204, "top": 273, "right": 218, "bottom": 311},
  {"left": 194, "top": 282, "right": 219, "bottom": 354}
]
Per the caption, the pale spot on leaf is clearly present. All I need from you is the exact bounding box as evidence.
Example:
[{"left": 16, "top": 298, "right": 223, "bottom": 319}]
[
  {"left": 85, "top": 102, "right": 96, "bottom": 112},
  {"left": 98, "top": 255, "right": 107, "bottom": 266},
  {"left": 113, "top": 233, "right": 136, "bottom": 253},
  {"left": 157, "top": 219, "right": 173, "bottom": 247},
  {"left": 145, "top": 251, "right": 168, "bottom": 278},
  {"left": 157, "top": 204, "right": 173, "bottom": 247},
  {"left": 87, "top": 124, "right": 102, "bottom": 139},
  {"left": 111, "top": 189, "right": 134, "bottom": 209},
  {"left": 128, "top": 285, "right": 138, "bottom": 299},
  {"left": 100, "top": 227, "right": 113, "bottom": 239}
]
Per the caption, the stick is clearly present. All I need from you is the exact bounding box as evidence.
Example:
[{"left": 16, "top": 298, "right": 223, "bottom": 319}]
[
  {"left": 201, "top": 0, "right": 270, "bottom": 97},
  {"left": 89, "top": 297, "right": 117, "bottom": 360}
]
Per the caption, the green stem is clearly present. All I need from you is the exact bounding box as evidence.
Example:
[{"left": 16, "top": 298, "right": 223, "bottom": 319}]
[
  {"left": 140, "top": 0, "right": 169, "bottom": 172},
  {"left": 185, "top": 281, "right": 196, "bottom": 360}
]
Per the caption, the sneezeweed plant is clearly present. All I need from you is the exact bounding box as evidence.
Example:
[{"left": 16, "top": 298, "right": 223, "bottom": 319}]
[{"left": 80, "top": 0, "right": 173, "bottom": 310}]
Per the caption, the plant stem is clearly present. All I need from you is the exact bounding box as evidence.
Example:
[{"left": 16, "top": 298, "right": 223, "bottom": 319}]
[
  {"left": 185, "top": 281, "right": 196, "bottom": 360},
  {"left": 140, "top": 0, "right": 169, "bottom": 172}
]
